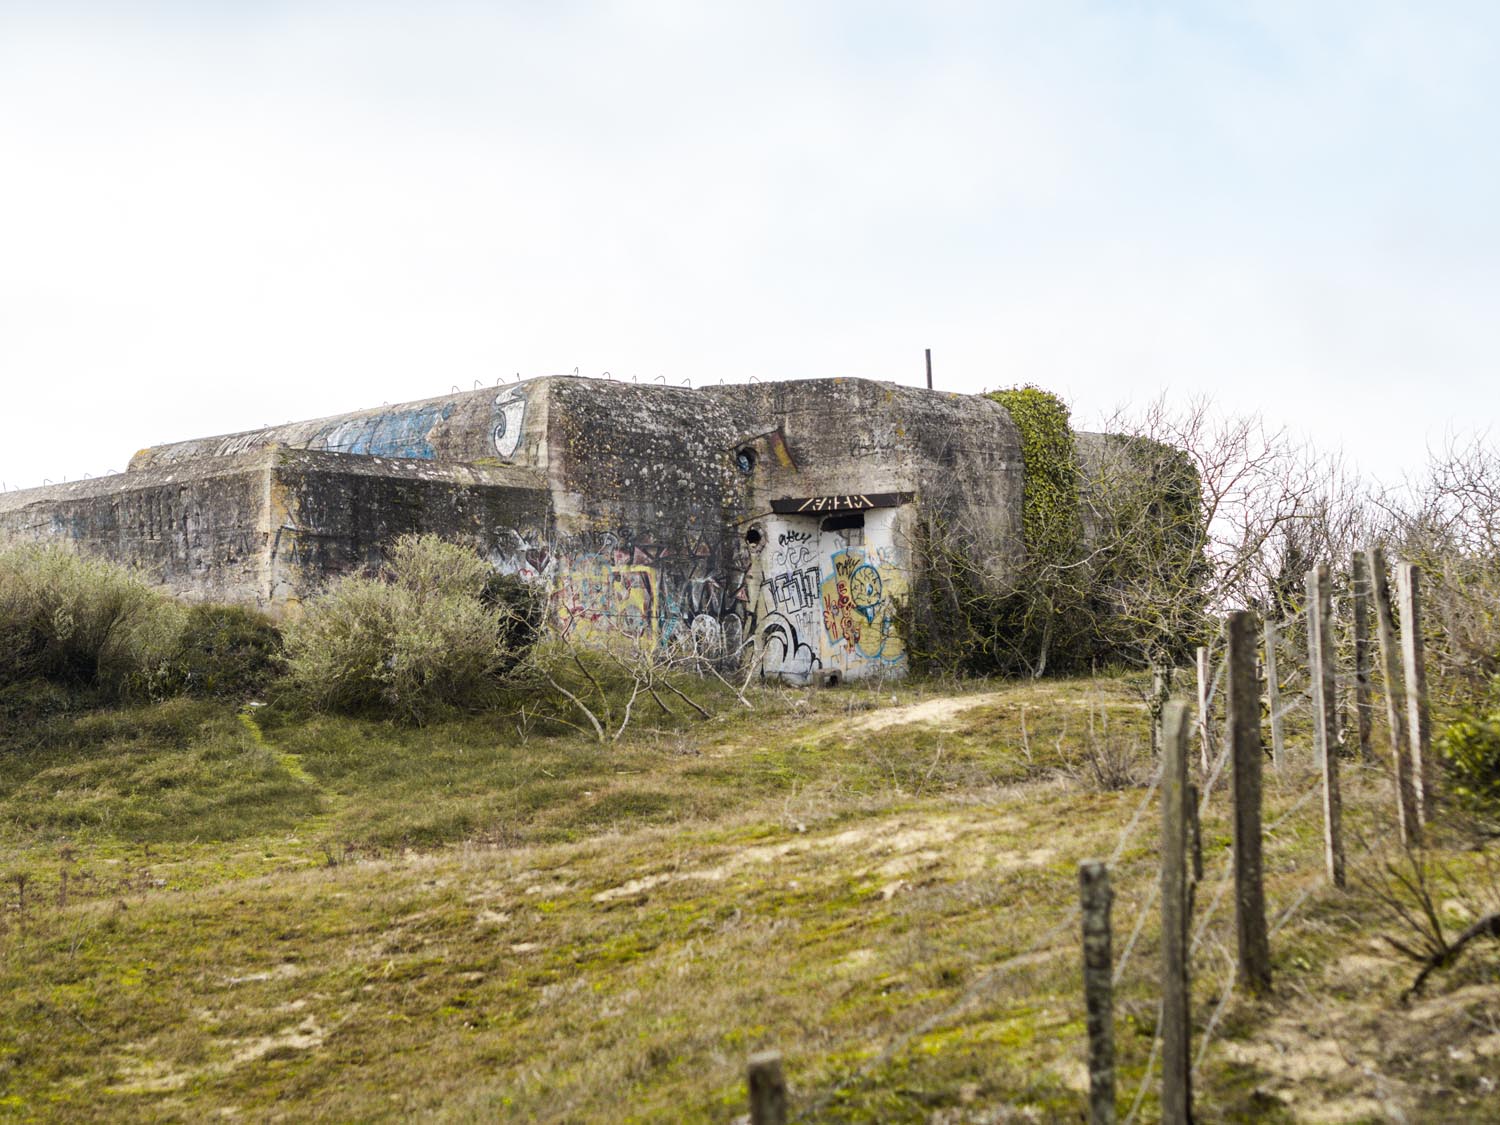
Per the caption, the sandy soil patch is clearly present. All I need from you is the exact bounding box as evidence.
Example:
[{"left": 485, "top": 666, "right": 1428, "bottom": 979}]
[{"left": 844, "top": 693, "right": 1009, "bottom": 733}]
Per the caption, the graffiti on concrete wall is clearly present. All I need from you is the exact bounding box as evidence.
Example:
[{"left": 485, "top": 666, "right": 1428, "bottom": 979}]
[
  {"left": 555, "top": 559, "right": 659, "bottom": 644},
  {"left": 317, "top": 402, "right": 458, "bottom": 460},
  {"left": 821, "top": 546, "right": 904, "bottom": 666},
  {"left": 492, "top": 388, "right": 526, "bottom": 459},
  {"left": 758, "top": 528, "right": 823, "bottom": 676},
  {"left": 498, "top": 525, "right": 746, "bottom": 657}
]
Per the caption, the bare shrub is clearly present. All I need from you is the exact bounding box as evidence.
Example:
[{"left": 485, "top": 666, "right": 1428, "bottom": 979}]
[
  {"left": 1062, "top": 699, "right": 1153, "bottom": 791},
  {"left": 912, "top": 393, "right": 1367, "bottom": 677},
  {"left": 1378, "top": 433, "right": 1500, "bottom": 704},
  {"left": 1355, "top": 839, "right": 1500, "bottom": 999},
  {"left": 528, "top": 638, "right": 717, "bottom": 743}
]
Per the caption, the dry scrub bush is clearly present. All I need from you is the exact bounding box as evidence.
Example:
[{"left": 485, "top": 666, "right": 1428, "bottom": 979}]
[
  {"left": 1359, "top": 434, "right": 1500, "bottom": 803},
  {"left": 0, "top": 544, "right": 183, "bottom": 695},
  {"left": 1379, "top": 434, "right": 1500, "bottom": 704},
  {"left": 281, "top": 534, "right": 540, "bottom": 724}
]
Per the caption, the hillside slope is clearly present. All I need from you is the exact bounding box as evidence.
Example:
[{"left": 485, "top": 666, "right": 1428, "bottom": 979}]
[{"left": 1, "top": 678, "right": 1496, "bottom": 1122}]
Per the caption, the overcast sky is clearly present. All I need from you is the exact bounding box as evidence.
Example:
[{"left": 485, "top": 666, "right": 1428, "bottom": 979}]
[{"left": 2, "top": 1, "right": 1496, "bottom": 491}]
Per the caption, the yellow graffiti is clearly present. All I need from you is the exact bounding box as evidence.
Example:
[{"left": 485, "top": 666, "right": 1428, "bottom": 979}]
[
  {"left": 821, "top": 549, "right": 904, "bottom": 663},
  {"left": 555, "top": 561, "right": 659, "bottom": 646}
]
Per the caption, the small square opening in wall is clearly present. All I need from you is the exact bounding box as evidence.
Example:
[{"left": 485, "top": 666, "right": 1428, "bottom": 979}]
[
  {"left": 820, "top": 511, "right": 865, "bottom": 533},
  {"left": 821, "top": 510, "right": 864, "bottom": 545}
]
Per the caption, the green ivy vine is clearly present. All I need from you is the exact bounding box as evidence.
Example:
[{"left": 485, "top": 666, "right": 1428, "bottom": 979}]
[{"left": 984, "top": 386, "right": 1081, "bottom": 567}]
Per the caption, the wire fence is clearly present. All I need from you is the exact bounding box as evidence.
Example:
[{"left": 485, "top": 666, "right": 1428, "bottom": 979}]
[{"left": 747, "top": 555, "right": 1435, "bottom": 1124}]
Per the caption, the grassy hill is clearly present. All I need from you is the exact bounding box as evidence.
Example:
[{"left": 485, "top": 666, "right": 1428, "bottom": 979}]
[{"left": 1, "top": 676, "right": 1497, "bottom": 1122}]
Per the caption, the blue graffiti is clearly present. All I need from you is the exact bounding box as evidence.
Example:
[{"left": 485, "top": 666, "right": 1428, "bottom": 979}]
[{"left": 313, "top": 403, "right": 457, "bottom": 460}]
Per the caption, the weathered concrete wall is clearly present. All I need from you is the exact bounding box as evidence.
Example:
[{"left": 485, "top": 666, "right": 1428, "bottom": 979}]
[
  {"left": 0, "top": 449, "right": 277, "bottom": 604},
  {"left": 263, "top": 449, "right": 549, "bottom": 607},
  {"left": 0, "top": 447, "right": 549, "bottom": 612},
  {"left": 538, "top": 378, "right": 756, "bottom": 652},
  {"left": 704, "top": 379, "right": 1025, "bottom": 682}
]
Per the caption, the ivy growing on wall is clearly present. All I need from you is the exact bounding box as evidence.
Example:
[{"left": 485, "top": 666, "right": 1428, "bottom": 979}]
[
  {"left": 984, "top": 386, "right": 1081, "bottom": 571},
  {"left": 907, "top": 386, "right": 1208, "bottom": 679}
]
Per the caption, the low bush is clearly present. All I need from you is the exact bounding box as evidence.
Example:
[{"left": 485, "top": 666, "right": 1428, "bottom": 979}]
[
  {"left": 157, "top": 604, "right": 285, "bottom": 699},
  {"left": 1438, "top": 699, "right": 1500, "bottom": 807},
  {"left": 0, "top": 545, "right": 183, "bottom": 696},
  {"left": 281, "top": 534, "right": 541, "bottom": 723}
]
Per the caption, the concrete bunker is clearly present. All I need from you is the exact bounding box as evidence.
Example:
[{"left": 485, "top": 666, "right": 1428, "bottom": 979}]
[{"left": 0, "top": 376, "right": 1040, "bottom": 685}]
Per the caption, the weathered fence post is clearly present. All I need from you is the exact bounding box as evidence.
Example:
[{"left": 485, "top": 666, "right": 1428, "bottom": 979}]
[
  {"left": 1350, "top": 550, "right": 1375, "bottom": 762},
  {"left": 1306, "top": 568, "right": 1336, "bottom": 770},
  {"left": 1367, "top": 548, "right": 1421, "bottom": 846},
  {"left": 1307, "top": 566, "right": 1347, "bottom": 888},
  {"left": 1226, "top": 611, "right": 1271, "bottom": 992},
  {"left": 1262, "top": 619, "right": 1286, "bottom": 770},
  {"left": 1160, "top": 700, "right": 1193, "bottom": 1123},
  {"left": 1150, "top": 664, "right": 1173, "bottom": 757},
  {"left": 1195, "top": 646, "right": 1212, "bottom": 772},
  {"left": 747, "top": 1051, "right": 788, "bottom": 1125},
  {"left": 1187, "top": 783, "right": 1203, "bottom": 885},
  {"left": 1079, "top": 861, "right": 1115, "bottom": 1125},
  {"left": 1396, "top": 562, "right": 1435, "bottom": 823}
]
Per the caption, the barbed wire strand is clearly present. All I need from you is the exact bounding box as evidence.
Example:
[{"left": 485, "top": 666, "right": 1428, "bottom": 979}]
[
  {"left": 1194, "top": 875, "right": 1321, "bottom": 1084},
  {"left": 1123, "top": 1002, "right": 1164, "bottom": 1125},
  {"left": 1192, "top": 786, "right": 1326, "bottom": 1091},
  {"left": 1113, "top": 879, "right": 1160, "bottom": 989},
  {"left": 1192, "top": 943, "right": 1240, "bottom": 1076},
  {"left": 1265, "top": 782, "right": 1324, "bottom": 837}
]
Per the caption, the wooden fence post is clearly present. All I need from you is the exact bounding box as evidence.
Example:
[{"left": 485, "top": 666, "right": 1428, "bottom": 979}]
[
  {"left": 1226, "top": 611, "right": 1271, "bottom": 992},
  {"left": 1368, "top": 548, "right": 1421, "bottom": 846},
  {"left": 1160, "top": 700, "right": 1193, "bottom": 1123},
  {"left": 1195, "top": 646, "right": 1212, "bottom": 772},
  {"left": 1151, "top": 664, "right": 1172, "bottom": 757},
  {"left": 748, "top": 1051, "right": 788, "bottom": 1125},
  {"left": 1307, "top": 566, "right": 1347, "bottom": 888},
  {"left": 1351, "top": 550, "right": 1375, "bottom": 762},
  {"left": 1263, "top": 620, "right": 1286, "bottom": 770},
  {"left": 1187, "top": 783, "right": 1203, "bottom": 885},
  {"left": 1079, "top": 861, "right": 1115, "bottom": 1125},
  {"left": 1397, "top": 562, "right": 1435, "bottom": 823},
  {"left": 1306, "top": 568, "right": 1336, "bottom": 770}
]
